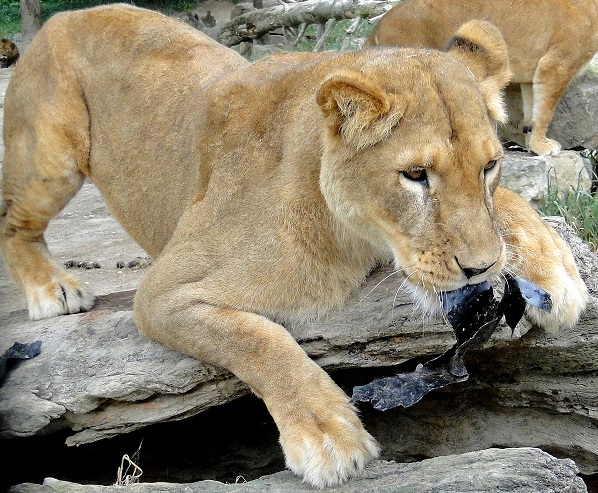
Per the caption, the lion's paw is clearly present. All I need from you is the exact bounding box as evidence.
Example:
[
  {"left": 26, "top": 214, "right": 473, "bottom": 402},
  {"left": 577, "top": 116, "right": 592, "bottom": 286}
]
[
  {"left": 524, "top": 261, "right": 588, "bottom": 333},
  {"left": 25, "top": 274, "right": 94, "bottom": 320},
  {"left": 508, "top": 228, "right": 588, "bottom": 332},
  {"left": 278, "top": 401, "right": 379, "bottom": 488},
  {"left": 527, "top": 134, "right": 561, "bottom": 156}
]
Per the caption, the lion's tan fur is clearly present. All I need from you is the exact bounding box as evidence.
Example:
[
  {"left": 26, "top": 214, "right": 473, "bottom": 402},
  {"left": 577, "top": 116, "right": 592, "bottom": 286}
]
[
  {"left": 365, "top": 0, "right": 598, "bottom": 156},
  {"left": 1, "top": 4, "right": 588, "bottom": 488}
]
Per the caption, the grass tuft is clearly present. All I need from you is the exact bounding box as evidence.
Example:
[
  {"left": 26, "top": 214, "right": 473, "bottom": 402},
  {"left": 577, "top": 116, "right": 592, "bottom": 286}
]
[{"left": 539, "top": 153, "right": 598, "bottom": 252}]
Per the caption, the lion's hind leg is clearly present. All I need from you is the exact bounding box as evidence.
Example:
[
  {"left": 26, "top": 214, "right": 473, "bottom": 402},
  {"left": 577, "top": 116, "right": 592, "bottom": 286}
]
[
  {"left": 1, "top": 95, "right": 94, "bottom": 319},
  {"left": 526, "top": 47, "right": 589, "bottom": 156}
]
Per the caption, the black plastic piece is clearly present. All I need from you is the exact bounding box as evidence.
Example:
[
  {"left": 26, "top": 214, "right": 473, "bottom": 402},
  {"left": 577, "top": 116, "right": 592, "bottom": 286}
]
[
  {"left": 351, "top": 275, "right": 551, "bottom": 411},
  {"left": 0, "top": 341, "right": 42, "bottom": 386}
]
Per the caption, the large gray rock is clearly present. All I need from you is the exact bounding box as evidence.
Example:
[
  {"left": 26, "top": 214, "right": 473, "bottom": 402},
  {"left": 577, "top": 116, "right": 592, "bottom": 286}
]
[
  {"left": 501, "top": 150, "right": 593, "bottom": 208},
  {"left": 8, "top": 448, "right": 587, "bottom": 493},
  {"left": 1, "top": 218, "right": 597, "bottom": 478},
  {"left": 501, "top": 55, "right": 598, "bottom": 151},
  {"left": 501, "top": 151, "right": 548, "bottom": 205}
]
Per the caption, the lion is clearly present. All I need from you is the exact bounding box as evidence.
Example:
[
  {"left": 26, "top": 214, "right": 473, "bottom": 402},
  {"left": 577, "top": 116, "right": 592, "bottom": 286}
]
[
  {"left": 0, "top": 4, "right": 588, "bottom": 488},
  {"left": 0, "top": 38, "right": 19, "bottom": 68},
  {"left": 364, "top": 0, "right": 598, "bottom": 156}
]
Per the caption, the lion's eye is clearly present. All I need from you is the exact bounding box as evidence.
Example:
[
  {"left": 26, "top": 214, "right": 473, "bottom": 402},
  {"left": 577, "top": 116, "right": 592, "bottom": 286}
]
[
  {"left": 401, "top": 168, "right": 428, "bottom": 183},
  {"left": 484, "top": 160, "right": 498, "bottom": 174}
]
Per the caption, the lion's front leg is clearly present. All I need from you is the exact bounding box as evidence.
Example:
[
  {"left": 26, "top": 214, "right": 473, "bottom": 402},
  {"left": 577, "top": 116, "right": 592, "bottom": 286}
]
[
  {"left": 133, "top": 269, "right": 379, "bottom": 488},
  {"left": 494, "top": 187, "right": 588, "bottom": 331}
]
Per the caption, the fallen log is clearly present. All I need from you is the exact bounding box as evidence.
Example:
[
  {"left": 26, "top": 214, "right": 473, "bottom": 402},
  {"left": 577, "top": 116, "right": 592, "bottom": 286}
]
[{"left": 216, "top": 0, "right": 398, "bottom": 46}]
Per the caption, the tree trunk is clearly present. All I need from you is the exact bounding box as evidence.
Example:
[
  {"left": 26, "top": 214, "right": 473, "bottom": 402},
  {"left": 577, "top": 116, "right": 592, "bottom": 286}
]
[{"left": 20, "top": 0, "right": 42, "bottom": 52}]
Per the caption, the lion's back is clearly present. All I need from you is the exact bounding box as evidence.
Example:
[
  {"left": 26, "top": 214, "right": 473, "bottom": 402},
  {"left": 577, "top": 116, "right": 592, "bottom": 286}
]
[
  {"left": 366, "top": 0, "right": 598, "bottom": 81},
  {"left": 3, "top": 4, "right": 248, "bottom": 256}
]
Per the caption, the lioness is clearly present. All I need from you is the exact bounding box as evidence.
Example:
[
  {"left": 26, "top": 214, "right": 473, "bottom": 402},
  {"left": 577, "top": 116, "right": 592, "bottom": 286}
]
[
  {"left": 0, "top": 4, "right": 588, "bottom": 488},
  {"left": 0, "top": 38, "right": 19, "bottom": 68},
  {"left": 365, "top": 0, "right": 598, "bottom": 156}
]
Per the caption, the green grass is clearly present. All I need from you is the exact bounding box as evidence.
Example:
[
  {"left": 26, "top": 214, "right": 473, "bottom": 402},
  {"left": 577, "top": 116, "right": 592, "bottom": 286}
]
[
  {"left": 0, "top": 0, "right": 200, "bottom": 36},
  {"left": 539, "top": 151, "right": 598, "bottom": 252},
  {"left": 0, "top": 0, "right": 20, "bottom": 35}
]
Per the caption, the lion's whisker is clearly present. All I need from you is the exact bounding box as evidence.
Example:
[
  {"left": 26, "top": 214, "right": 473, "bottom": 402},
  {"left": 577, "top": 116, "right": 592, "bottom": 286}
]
[
  {"left": 391, "top": 268, "right": 419, "bottom": 321},
  {"left": 357, "top": 268, "right": 402, "bottom": 304}
]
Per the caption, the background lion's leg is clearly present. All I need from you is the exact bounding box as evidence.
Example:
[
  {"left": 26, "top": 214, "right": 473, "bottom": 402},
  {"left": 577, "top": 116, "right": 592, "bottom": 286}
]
[
  {"left": 520, "top": 82, "right": 533, "bottom": 134},
  {"left": 1, "top": 117, "right": 93, "bottom": 319},
  {"left": 527, "top": 50, "right": 583, "bottom": 156},
  {"left": 133, "top": 264, "right": 380, "bottom": 488}
]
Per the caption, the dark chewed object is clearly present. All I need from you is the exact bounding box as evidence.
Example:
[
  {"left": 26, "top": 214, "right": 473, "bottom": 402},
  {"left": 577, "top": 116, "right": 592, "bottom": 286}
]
[
  {"left": 352, "top": 275, "right": 551, "bottom": 411},
  {"left": 0, "top": 341, "right": 42, "bottom": 386}
]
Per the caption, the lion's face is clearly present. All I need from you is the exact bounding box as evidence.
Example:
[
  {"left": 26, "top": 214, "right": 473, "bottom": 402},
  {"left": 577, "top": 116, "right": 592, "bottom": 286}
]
[
  {"left": 355, "top": 114, "right": 505, "bottom": 295},
  {"left": 0, "top": 38, "right": 19, "bottom": 68},
  {"left": 318, "top": 23, "right": 512, "bottom": 298}
]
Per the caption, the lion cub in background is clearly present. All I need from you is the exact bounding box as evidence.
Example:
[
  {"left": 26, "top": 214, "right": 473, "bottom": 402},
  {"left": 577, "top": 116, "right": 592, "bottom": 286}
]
[{"left": 365, "top": 0, "right": 598, "bottom": 156}]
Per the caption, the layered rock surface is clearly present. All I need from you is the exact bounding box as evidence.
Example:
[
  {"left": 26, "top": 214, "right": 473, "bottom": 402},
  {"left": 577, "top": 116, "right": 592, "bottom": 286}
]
[{"left": 8, "top": 448, "right": 588, "bottom": 493}]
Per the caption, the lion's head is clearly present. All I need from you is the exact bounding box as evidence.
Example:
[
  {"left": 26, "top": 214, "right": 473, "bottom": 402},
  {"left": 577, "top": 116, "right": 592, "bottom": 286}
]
[
  {"left": 0, "top": 38, "right": 19, "bottom": 68},
  {"left": 317, "top": 21, "right": 512, "bottom": 304}
]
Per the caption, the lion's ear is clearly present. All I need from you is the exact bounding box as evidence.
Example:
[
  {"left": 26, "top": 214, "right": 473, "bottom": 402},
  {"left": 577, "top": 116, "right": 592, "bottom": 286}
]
[
  {"left": 317, "top": 71, "right": 404, "bottom": 150},
  {"left": 446, "top": 20, "right": 512, "bottom": 123}
]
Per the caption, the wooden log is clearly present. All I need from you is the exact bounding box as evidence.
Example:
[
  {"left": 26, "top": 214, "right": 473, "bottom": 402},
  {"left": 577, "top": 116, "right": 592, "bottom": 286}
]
[{"left": 216, "top": 0, "right": 398, "bottom": 46}]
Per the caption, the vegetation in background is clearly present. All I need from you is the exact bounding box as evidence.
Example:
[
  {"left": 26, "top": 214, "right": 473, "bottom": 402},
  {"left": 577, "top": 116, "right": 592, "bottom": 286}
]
[
  {"left": 539, "top": 151, "right": 598, "bottom": 252},
  {"left": 0, "top": 0, "right": 200, "bottom": 35},
  {"left": 0, "top": 0, "right": 20, "bottom": 34}
]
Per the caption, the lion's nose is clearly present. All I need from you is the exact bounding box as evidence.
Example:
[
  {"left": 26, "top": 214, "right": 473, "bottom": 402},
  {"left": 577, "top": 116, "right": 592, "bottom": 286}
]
[{"left": 455, "top": 257, "right": 496, "bottom": 279}]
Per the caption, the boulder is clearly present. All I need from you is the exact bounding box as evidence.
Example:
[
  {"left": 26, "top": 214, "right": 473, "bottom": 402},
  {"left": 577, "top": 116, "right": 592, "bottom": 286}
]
[
  {"left": 8, "top": 448, "right": 587, "bottom": 493},
  {"left": 500, "top": 151, "right": 548, "bottom": 206},
  {"left": 545, "top": 150, "right": 594, "bottom": 192},
  {"left": 501, "top": 150, "right": 593, "bottom": 208}
]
